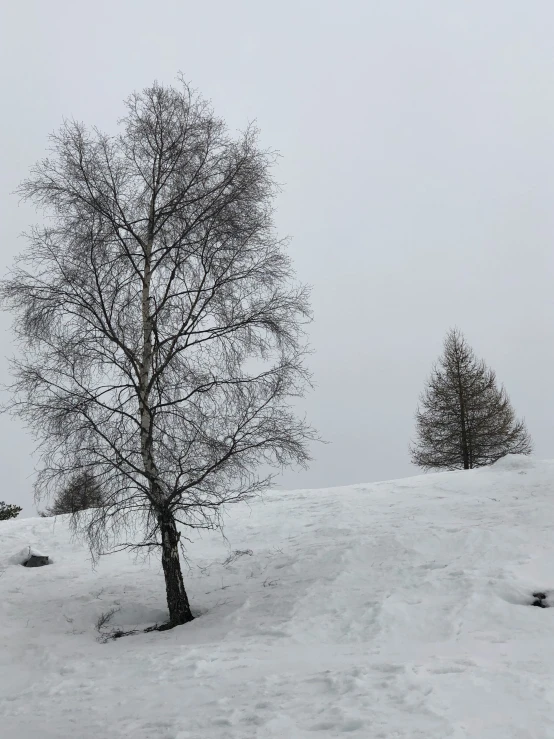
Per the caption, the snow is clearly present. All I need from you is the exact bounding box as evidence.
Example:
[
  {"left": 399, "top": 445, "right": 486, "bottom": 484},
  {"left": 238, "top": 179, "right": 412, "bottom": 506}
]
[{"left": 2, "top": 457, "right": 554, "bottom": 737}]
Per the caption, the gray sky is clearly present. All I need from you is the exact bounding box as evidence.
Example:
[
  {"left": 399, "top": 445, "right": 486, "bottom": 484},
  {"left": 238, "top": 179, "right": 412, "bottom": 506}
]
[{"left": 1, "top": 1, "right": 553, "bottom": 514}]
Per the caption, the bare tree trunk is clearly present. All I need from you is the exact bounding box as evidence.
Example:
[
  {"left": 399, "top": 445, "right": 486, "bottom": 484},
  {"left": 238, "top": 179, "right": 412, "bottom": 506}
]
[
  {"left": 159, "top": 511, "right": 194, "bottom": 625},
  {"left": 140, "top": 195, "right": 192, "bottom": 626},
  {"left": 139, "top": 202, "right": 156, "bottom": 488}
]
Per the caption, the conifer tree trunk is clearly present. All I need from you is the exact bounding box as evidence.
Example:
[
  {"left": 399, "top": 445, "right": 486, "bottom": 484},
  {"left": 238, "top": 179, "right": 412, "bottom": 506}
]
[{"left": 455, "top": 360, "right": 470, "bottom": 470}]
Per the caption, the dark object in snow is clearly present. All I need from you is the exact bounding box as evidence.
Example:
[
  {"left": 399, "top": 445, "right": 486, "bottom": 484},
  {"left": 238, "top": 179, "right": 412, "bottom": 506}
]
[
  {"left": 23, "top": 554, "right": 50, "bottom": 567},
  {"left": 98, "top": 621, "right": 180, "bottom": 643},
  {"left": 531, "top": 592, "right": 548, "bottom": 608}
]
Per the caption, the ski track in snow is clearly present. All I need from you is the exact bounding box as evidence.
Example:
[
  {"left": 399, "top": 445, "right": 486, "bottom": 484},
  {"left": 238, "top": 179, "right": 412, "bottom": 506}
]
[{"left": 2, "top": 455, "right": 554, "bottom": 737}]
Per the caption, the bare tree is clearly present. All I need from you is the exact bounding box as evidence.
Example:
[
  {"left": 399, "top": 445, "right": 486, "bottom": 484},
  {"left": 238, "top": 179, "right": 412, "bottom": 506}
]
[
  {"left": 41, "top": 470, "right": 104, "bottom": 516},
  {"left": 411, "top": 328, "right": 532, "bottom": 471},
  {"left": 1, "top": 80, "right": 315, "bottom": 628}
]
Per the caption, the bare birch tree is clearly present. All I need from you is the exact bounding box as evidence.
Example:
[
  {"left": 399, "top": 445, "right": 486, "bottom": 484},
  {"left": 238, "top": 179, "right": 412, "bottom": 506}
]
[
  {"left": 411, "top": 329, "right": 532, "bottom": 471},
  {"left": 1, "top": 80, "right": 315, "bottom": 628}
]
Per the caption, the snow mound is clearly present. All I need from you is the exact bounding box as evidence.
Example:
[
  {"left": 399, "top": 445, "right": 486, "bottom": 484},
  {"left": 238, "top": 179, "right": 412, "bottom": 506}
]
[
  {"left": 7, "top": 545, "right": 51, "bottom": 566},
  {"left": 2, "top": 461, "right": 554, "bottom": 738},
  {"left": 492, "top": 453, "right": 534, "bottom": 471}
]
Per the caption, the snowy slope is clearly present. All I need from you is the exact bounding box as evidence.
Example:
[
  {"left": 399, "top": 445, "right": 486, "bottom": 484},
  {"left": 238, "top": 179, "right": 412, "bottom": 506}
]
[{"left": 2, "top": 456, "right": 554, "bottom": 738}]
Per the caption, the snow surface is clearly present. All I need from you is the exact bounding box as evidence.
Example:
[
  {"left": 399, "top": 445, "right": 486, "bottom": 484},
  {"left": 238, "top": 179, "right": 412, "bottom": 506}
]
[{"left": 2, "top": 455, "right": 554, "bottom": 738}]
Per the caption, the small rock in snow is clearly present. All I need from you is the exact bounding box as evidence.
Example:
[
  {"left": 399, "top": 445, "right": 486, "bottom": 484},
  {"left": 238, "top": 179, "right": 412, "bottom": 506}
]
[{"left": 23, "top": 554, "right": 50, "bottom": 568}]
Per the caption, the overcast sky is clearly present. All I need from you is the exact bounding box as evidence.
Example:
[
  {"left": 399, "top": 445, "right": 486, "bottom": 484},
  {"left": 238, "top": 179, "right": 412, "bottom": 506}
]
[{"left": 1, "top": 1, "right": 553, "bottom": 514}]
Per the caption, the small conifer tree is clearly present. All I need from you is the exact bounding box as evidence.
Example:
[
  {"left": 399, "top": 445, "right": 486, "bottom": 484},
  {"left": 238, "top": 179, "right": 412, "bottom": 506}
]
[
  {"left": 42, "top": 471, "right": 104, "bottom": 516},
  {"left": 0, "top": 502, "right": 22, "bottom": 520},
  {"left": 411, "top": 329, "right": 532, "bottom": 471}
]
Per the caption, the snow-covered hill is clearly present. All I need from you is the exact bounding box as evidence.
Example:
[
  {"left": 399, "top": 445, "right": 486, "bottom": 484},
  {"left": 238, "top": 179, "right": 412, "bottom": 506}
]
[{"left": 2, "top": 455, "right": 554, "bottom": 738}]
